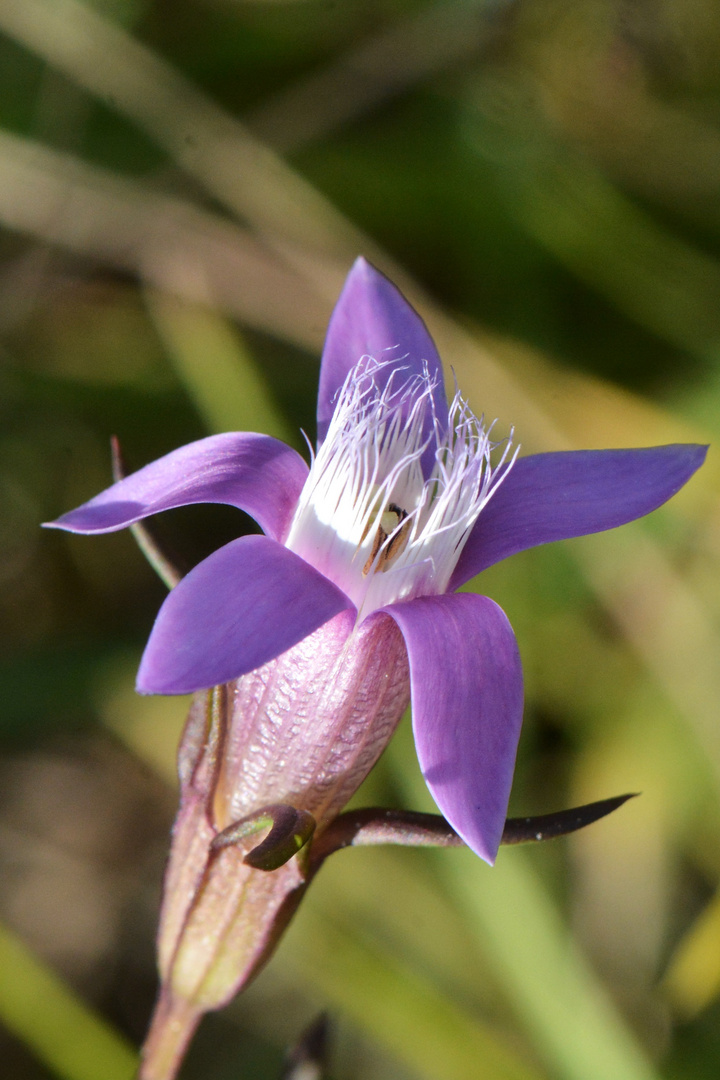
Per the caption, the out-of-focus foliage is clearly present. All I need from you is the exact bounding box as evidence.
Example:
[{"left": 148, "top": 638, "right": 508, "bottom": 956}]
[{"left": 0, "top": 0, "right": 719, "bottom": 1077}]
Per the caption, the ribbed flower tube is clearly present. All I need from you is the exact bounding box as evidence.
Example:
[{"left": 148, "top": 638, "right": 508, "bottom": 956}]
[{"left": 140, "top": 611, "right": 409, "bottom": 1080}]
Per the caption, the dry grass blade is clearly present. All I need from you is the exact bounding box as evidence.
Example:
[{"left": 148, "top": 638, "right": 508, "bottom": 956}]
[
  {"left": 248, "top": 0, "right": 502, "bottom": 154},
  {"left": 0, "top": 0, "right": 369, "bottom": 272},
  {"left": 0, "top": 128, "right": 328, "bottom": 351}
]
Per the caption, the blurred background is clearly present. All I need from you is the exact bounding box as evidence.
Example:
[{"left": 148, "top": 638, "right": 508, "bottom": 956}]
[{"left": 1, "top": 0, "right": 719, "bottom": 1078}]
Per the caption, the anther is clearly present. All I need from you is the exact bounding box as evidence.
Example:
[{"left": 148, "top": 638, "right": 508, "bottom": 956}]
[{"left": 362, "top": 503, "right": 411, "bottom": 575}]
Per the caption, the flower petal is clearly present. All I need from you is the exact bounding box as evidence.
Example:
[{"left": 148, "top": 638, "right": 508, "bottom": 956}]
[
  {"left": 137, "top": 535, "right": 355, "bottom": 694},
  {"left": 382, "top": 592, "right": 523, "bottom": 864},
  {"left": 317, "top": 258, "right": 448, "bottom": 463},
  {"left": 45, "top": 433, "right": 309, "bottom": 543},
  {"left": 450, "top": 443, "right": 708, "bottom": 590}
]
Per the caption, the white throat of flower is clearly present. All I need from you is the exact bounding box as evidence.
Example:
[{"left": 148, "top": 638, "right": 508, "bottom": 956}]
[{"left": 285, "top": 357, "right": 517, "bottom": 619}]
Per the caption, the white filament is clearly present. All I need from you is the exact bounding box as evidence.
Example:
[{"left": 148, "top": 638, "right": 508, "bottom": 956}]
[{"left": 285, "top": 357, "right": 517, "bottom": 618}]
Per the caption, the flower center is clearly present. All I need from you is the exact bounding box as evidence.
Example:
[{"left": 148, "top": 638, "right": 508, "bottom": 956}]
[{"left": 285, "top": 357, "right": 516, "bottom": 617}]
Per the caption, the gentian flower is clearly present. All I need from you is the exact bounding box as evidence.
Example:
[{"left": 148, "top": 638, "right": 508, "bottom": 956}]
[
  {"left": 47, "top": 259, "right": 705, "bottom": 1078},
  {"left": 49, "top": 257, "right": 705, "bottom": 866}
]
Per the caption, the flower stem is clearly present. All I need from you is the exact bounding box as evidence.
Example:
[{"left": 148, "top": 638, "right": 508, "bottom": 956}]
[
  {"left": 111, "top": 436, "right": 183, "bottom": 590},
  {"left": 138, "top": 991, "right": 201, "bottom": 1080}
]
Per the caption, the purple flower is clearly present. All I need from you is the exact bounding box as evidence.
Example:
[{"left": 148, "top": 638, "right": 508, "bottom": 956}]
[{"left": 47, "top": 258, "right": 706, "bottom": 865}]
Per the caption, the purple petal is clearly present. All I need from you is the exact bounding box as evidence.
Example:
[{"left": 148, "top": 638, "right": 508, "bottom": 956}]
[
  {"left": 137, "top": 535, "right": 355, "bottom": 694},
  {"left": 45, "top": 433, "right": 309, "bottom": 543},
  {"left": 451, "top": 443, "right": 708, "bottom": 590},
  {"left": 317, "top": 258, "right": 448, "bottom": 469},
  {"left": 382, "top": 593, "right": 524, "bottom": 864}
]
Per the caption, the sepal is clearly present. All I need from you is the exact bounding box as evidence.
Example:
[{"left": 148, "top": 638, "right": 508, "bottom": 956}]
[
  {"left": 211, "top": 803, "right": 317, "bottom": 871},
  {"left": 309, "top": 794, "right": 637, "bottom": 869}
]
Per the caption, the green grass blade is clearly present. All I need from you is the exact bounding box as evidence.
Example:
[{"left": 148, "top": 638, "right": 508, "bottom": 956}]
[
  {"left": 287, "top": 904, "right": 545, "bottom": 1080},
  {"left": 0, "top": 919, "right": 138, "bottom": 1080},
  {"left": 146, "top": 289, "right": 294, "bottom": 442},
  {"left": 440, "top": 847, "right": 660, "bottom": 1080}
]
